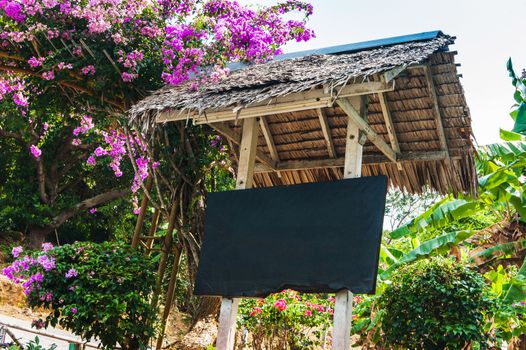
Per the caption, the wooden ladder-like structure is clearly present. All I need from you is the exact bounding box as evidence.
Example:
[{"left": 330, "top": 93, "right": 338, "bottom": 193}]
[{"left": 130, "top": 183, "right": 182, "bottom": 350}]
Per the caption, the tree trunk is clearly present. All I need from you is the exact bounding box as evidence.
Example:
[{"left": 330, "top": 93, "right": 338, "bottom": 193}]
[{"left": 28, "top": 226, "right": 53, "bottom": 249}]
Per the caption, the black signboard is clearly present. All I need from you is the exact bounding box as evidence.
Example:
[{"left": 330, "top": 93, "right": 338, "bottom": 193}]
[{"left": 194, "top": 176, "right": 388, "bottom": 298}]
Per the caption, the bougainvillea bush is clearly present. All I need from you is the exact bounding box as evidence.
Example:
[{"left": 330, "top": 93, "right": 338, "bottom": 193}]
[
  {"left": 238, "top": 289, "right": 364, "bottom": 349},
  {"left": 2, "top": 242, "right": 157, "bottom": 350},
  {"left": 0, "top": 0, "right": 314, "bottom": 246}
]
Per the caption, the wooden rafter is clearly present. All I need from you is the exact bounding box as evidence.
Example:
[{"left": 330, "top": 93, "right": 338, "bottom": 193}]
[
  {"left": 259, "top": 117, "right": 280, "bottom": 161},
  {"left": 378, "top": 92, "right": 402, "bottom": 170},
  {"left": 209, "top": 122, "right": 277, "bottom": 170},
  {"left": 336, "top": 97, "right": 398, "bottom": 163},
  {"left": 424, "top": 64, "right": 450, "bottom": 159},
  {"left": 253, "top": 151, "right": 450, "bottom": 173},
  {"left": 157, "top": 81, "right": 395, "bottom": 124},
  {"left": 316, "top": 108, "right": 336, "bottom": 158}
]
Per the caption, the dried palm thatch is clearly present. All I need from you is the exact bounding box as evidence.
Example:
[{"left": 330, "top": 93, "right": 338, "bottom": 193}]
[{"left": 129, "top": 31, "right": 477, "bottom": 195}]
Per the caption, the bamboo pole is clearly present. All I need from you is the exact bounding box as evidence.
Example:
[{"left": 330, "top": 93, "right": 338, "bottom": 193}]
[
  {"left": 131, "top": 178, "right": 153, "bottom": 249},
  {"left": 155, "top": 245, "right": 182, "bottom": 350},
  {"left": 151, "top": 201, "right": 178, "bottom": 310}
]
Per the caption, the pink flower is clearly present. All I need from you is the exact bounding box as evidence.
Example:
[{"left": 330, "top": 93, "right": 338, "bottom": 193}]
[
  {"left": 89, "top": 208, "right": 97, "bottom": 214},
  {"left": 274, "top": 299, "right": 287, "bottom": 312},
  {"left": 30, "top": 145, "right": 41, "bottom": 158},
  {"left": 327, "top": 308, "right": 334, "bottom": 315},
  {"left": 72, "top": 138, "right": 81, "bottom": 146},
  {"left": 304, "top": 309, "right": 312, "bottom": 317},
  {"left": 41, "top": 242, "right": 53, "bottom": 252},
  {"left": 27, "top": 57, "right": 45, "bottom": 67},
  {"left": 86, "top": 156, "right": 96, "bottom": 166},
  {"left": 65, "top": 268, "right": 78, "bottom": 279},
  {"left": 81, "top": 65, "right": 95, "bottom": 75},
  {"left": 94, "top": 147, "right": 107, "bottom": 156},
  {"left": 249, "top": 306, "right": 262, "bottom": 316},
  {"left": 70, "top": 307, "right": 77, "bottom": 314},
  {"left": 121, "top": 72, "right": 137, "bottom": 82},
  {"left": 42, "top": 70, "right": 55, "bottom": 80},
  {"left": 11, "top": 246, "right": 23, "bottom": 258}
]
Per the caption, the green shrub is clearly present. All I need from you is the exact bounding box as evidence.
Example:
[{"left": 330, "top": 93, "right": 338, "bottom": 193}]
[
  {"left": 379, "top": 257, "right": 492, "bottom": 349},
  {"left": 2, "top": 242, "right": 157, "bottom": 350}
]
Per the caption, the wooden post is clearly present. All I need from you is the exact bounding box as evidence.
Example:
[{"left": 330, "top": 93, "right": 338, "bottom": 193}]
[
  {"left": 332, "top": 96, "right": 366, "bottom": 350},
  {"left": 216, "top": 117, "right": 259, "bottom": 350}
]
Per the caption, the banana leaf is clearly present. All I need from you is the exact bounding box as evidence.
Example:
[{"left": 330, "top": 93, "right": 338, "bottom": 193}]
[{"left": 381, "top": 230, "right": 475, "bottom": 280}]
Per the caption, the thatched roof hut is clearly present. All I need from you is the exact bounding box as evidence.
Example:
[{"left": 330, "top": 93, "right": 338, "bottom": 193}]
[{"left": 130, "top": 31, "right": 477, "bottom": 195}]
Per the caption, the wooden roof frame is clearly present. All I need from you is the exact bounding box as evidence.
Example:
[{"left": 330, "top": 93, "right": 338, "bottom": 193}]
[{"left": 155, "top": 65, "right": 452, "bottom": 174}]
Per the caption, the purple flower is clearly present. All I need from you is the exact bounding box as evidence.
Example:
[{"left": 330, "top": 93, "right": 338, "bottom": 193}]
[
  {"left": 89, "top": 207, "right": 97, "bottom": 214},
  {"left": 70, "top": 307, "right": 77, "bottom": 314},
  {"left": 65, "top": 268, "right": 78, "bottom": 279},
  {"left": 11, "top": 246, "right": 23, "bottom": 258},
  {"left": 94, "top": 147, "right": 107, "bottom": 156},
  {"left": 86, "top": 156, "right": 96, "bottom": 166},
  {"left": 42, "top": 242, "right": 54, "bottom": 252},
  {"left": 30, "top": 145, "right": 41, "bottom": 158},
  {"left": 42, "top": 70, "right": 55, "bottom": 80},
  {"left": 27, "top": 57, "right": 45, "bottom": 67}
]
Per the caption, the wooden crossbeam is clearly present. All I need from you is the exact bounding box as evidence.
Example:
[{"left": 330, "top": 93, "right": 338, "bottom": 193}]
[
  {"left": 424, "top": 64, "right": 450, "bottom": 159},
  {"left": 156, "top": 81, "right": 395, "bottom": 124},
  {"left": 209, "top": 122, "right": 277, "bottom": 170},
  {"left": 253, "top": 151, "right": 450, "bottom": 173},
  {"left": 383, "top": 65, "right": 407, "bottom": 83},
  {"left": 336, "top": 97, "right": 398, "bottom": 163},
  {"left": 316, "top": 108, "right": 336, "bottom": 158},
  {"left": 259, "top": 117, "right": 280, "bottom": 161}
]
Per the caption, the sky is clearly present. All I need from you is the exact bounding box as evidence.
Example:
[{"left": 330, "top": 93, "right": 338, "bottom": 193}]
[{"left": 240, "top": 0, "right": 526, "bottom": 145}]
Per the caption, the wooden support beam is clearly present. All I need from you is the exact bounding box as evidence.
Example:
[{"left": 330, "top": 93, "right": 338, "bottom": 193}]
[
  {"left": 424, "top": 64, "right": 450, "bottom": 159},
  {"left": 316, "top": 108, "right": 336, "bottom": 158},
  {"left": 378, "top": 92, "right": 402, "bottom": 170},
  {"left": 209, "top": 122, "right": 277, "bottom": 170},
  {"left": 253, "top": 151, "right": 451, "bottom": 173},
  {"left": 131, "top": 178, "right": 153, "bottom": 249},
  {"left": 259, "top": 117, "right": 280, "bottom": 161},
  {"left": 336, "top": 97, "right": 398, "bottom": 163},
  {"left": 217, "top": 118, "right": 259, "bottom": 350},
  {"left": 332, "top": 96, "right": 364, "bottom": 350},
  {"left": 156, "top": 81, "right": 395, "bottom": 124}
]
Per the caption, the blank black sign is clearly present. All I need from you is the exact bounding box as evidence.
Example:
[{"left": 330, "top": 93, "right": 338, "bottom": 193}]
[{"left": 194, "top": 176, "right": 388, "bottom": 298}]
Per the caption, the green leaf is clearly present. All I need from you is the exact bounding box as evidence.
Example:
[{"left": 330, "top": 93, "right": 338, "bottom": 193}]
[
  {"left": 512, "top": 103, "right": 526, "bottom": 134},
  {"left": 500, "top": 129, "right": 526, "bottom": 141},
  {"left": 504, "top": 258, "right": 526, "bottom": 302},
  {"left": 389, "top": 198, "right": 479, "bottom": 239},
  {"left": 471, "top": 240, "right": 526, "bottom": 264},
  {"left": 508, "top": 57, "right": 518, "bottom": 87},
  {"left": 381, "top": 230, "right": 475, "bottom": 279}
]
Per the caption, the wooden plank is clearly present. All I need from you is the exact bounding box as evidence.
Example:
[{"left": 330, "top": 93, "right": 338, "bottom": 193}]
[
  {"left": 316, "top": 108, "right": 336, "bottom": 158},
  {"left": 259, "top": 117, "right": 280, "bottom": 161},
  {"left": 252, "top": 151, "right": 451, "bottom": 173},
  {"left": 424, "top": 65, "right": 450, "bottom": 158},
  {"left": 336, "top": 97, "right": 398, "bottom": 163},
  {"left": 217, "top": 118, "right": 259, "bottom": 350},
  {"left": 156, "top": 81, "right": 395, "bottom": 124},
  {"left": 209, "top": 122, "right": 277, "bottom": 170},
  {"left": 383, "top": 65, "right": 406, "bottom": 83}
]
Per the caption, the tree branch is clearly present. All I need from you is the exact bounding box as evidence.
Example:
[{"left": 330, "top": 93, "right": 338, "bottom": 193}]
[{"left": 50, "top": 189, "right": 128, "bottom": 229}]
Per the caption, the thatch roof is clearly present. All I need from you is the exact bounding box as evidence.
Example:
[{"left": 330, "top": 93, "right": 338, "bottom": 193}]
[{"left": 130, "top": 31, "right": 477, "bottom": 195}]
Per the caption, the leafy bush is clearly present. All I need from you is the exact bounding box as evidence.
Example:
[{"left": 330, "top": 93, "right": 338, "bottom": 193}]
[
  {"left": 238, "top": 290, "right": 338, "bottom": 349},
  {"left": 379, "top": 257, "right": 492, "bottom": 349},
  {"left": 2, "top": 242, "right": 157, "bottom": 350}
]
